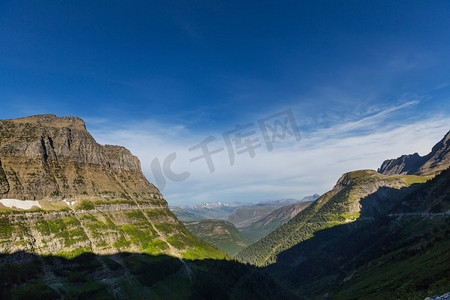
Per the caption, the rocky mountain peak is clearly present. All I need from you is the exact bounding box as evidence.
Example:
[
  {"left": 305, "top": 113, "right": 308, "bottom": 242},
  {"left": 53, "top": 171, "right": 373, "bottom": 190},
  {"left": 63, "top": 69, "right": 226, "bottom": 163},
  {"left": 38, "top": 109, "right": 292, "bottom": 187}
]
[
  {"left": 431, "top": 130, "right": 450, "bottom": 155},
  {"left": 378, "top": 130, "right": 450, "bottom": 175},
  {"left": 378, "top": 153, "right": 423, "bottom": 175}
]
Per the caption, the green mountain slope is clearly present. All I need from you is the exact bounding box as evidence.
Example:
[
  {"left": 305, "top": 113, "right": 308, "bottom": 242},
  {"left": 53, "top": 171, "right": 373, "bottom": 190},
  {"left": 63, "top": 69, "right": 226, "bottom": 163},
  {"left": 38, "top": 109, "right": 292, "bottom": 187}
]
[
  {"left": 239, "top": 201, "right": 313, "bottom": 243},
  {"left": 269, "top": 168, "right": 450, "bottom": 299},
  {"left": 236, "top": 170, "right": 428, "bottom": 266},
  {"left": 184, "top": 220, "right": 249, "bottom": 256},
  {"left": 0, "top": 204, "right": 225, "bottom": 260}
]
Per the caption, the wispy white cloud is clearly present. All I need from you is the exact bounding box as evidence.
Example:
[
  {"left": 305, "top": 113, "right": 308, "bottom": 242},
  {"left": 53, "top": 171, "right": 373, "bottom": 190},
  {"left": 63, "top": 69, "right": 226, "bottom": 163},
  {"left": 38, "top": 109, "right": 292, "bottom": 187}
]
[
  {"left": 90, "top": 101, "right": 449, "bottom": 206},
  {"left": 305, "top": 100, "right": 420, "bottom": 137}
]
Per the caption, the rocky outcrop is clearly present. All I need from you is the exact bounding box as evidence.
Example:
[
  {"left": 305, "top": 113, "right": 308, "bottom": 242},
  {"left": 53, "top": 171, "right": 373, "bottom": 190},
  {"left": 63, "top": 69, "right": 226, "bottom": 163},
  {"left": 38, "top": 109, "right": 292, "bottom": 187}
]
[
  {"left": 378, "top": 153, "right": 423, "bottom": 175},
  {"left": 378, "top": 130, "right": 450, "bottom": 176},
  {"left": 0, "top": 160, "right": 9, "bottom": 194}
]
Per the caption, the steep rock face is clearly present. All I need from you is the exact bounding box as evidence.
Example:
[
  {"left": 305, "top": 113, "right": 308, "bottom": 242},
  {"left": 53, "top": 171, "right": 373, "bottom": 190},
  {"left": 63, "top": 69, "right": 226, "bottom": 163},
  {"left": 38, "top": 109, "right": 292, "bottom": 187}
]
[
  {"left": 0, "top": 115, "right": 223, "bottom": 259},
  {"left": 0, "top": 114, "right": 161, "bottom": 202},
  {"left": 378, "top": 153, "right": 423, "bottom": 175},
  {"left": 378, "top": 130, "right": 450, "bottom": 176}
]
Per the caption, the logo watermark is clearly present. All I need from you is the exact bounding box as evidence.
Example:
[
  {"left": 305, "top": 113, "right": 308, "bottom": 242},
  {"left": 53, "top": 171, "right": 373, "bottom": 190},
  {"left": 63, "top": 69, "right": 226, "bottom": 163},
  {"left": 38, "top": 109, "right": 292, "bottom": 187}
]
[{"left": 151, "top": 109, "right": 301, "bottom": 190}]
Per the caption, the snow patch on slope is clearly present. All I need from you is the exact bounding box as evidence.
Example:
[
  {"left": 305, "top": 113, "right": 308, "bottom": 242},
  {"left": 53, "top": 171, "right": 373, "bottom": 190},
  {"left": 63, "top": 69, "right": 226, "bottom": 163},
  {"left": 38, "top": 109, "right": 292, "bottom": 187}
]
[{"left": 0, "top": 199, "right": 41, "bottom": 210}]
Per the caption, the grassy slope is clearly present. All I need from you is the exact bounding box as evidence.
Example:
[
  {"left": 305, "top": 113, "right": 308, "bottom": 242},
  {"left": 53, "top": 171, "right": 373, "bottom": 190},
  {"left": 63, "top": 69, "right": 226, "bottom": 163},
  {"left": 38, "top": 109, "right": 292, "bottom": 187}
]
[
  {"left": 333, "top": 222, "right": 449, "bottom": 300},
  {"left": 262, "top": 168, "right": 450, "bottom": 299},
  {"left": 0, "top": 202, "right": 225, "bottom": 261},
  {"left": 279, "top": 213, "right": 449, "bottom": 300},
  {"left": 330, "top": 169, "right": 450, "bottom": 299},
  {"left": 184, "top": 220, "right": 249, "bottom": 256},
  {"left": 236, "top": 170, "right": 428, "bottom": 266}
]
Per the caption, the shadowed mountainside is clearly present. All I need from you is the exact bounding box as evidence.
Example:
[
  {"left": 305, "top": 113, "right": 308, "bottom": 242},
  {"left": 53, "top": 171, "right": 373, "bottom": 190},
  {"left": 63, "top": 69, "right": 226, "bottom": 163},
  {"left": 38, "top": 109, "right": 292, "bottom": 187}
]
[
  {"left": 0, "top": 251, "right": 297, "bottom": 300},
  {"left": 266, "top": 168, "right": 450, "bottom": 299}
]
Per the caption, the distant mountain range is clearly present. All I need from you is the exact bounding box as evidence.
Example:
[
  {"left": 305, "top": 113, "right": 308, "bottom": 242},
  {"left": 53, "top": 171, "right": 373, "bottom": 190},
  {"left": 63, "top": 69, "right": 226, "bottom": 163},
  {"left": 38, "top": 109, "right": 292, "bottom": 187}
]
[
  {"left": 171, "top": 195, "right": 320, "bottom": 246},
  {"left": 257, "top": 196, "right": 319, "bottom": 205},
  {"left": 171, "top": 201, "right": 247, "bottom": 220},
  {"left": 171, "top": 195, "right": 319, "bottom": 222}
]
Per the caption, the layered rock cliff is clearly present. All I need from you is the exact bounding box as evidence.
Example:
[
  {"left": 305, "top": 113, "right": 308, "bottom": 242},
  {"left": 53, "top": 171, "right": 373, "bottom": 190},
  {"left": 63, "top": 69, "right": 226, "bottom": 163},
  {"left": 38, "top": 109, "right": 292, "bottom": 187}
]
[
  {"left": 0, "top": 115, "right": 223, "bottom": 259},
  {"left": 0, "top": 114, "right": 161, "bottom": 203}
]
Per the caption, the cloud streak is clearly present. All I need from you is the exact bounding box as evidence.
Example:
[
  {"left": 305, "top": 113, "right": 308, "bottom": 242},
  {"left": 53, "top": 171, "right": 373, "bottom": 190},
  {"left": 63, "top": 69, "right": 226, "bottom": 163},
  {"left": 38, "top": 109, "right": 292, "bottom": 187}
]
[{"left": 90, "top": 102, "right": 449, "bottom": 206}]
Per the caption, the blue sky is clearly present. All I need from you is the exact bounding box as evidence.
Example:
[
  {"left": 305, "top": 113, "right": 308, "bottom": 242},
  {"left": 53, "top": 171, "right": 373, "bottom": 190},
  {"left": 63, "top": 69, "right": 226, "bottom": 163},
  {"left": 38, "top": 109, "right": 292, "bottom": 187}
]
[{"left": 1, "top": 1, "right": 450, "bottom": 205}]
